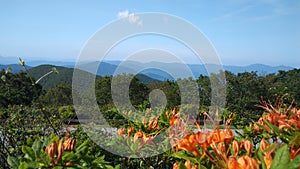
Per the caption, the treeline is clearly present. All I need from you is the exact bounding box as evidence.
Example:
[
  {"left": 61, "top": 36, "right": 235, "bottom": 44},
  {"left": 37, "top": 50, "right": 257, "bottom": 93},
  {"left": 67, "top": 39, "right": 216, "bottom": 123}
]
[{"left": 1, "top": 68, "right": 300, "bottom": 125}]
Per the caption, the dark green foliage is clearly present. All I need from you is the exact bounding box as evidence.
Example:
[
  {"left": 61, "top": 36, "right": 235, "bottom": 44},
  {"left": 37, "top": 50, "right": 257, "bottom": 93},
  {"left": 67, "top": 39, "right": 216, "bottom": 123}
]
[
  {"left": 148, "top": 80, "right": 181, "bottom": 109},
  {"left": 95, "top": 75, "right": 150, "bottom": 110},
  {"left": 38, "top": 83, "right": 73, "bottom": 106},
  {"left": 0, "top": 70, "right": 41, "bottom": 107},
  {"left": 96, "top": 76, "right": 113, "bottom": 107}
]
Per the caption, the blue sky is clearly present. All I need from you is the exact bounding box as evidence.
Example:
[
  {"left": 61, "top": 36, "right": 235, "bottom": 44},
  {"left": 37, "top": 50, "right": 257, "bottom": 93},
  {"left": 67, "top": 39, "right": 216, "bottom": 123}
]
[{"left": 0, "top": 0, "right": 299, "bottom": 67}]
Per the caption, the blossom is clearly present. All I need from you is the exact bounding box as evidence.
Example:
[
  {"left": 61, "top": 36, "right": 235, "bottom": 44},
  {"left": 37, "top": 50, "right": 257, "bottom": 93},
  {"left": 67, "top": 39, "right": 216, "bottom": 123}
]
[{"left": 45, "top": 142, "right": 57, "bottom": 159}]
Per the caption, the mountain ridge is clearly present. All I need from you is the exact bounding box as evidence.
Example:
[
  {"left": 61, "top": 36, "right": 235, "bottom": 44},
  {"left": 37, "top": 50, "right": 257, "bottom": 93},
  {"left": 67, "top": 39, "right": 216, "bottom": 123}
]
[{"left": 0, "top": 61, "right": 296, "bottom": 83}]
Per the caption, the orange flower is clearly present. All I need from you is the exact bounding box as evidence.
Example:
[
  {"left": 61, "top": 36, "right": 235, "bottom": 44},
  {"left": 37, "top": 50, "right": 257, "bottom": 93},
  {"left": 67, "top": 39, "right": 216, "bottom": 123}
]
[
  {"left": 63, "top": 138, "right": 76, "bottom": 151},
  {"left": 243, "top": 140, "right": 253, "bottom": 156},
  {"left": 70, "top": 139, "right": 76, "bottom": 151},
  {"left": 259, "top": 139, "right": 269, "bottom": 152},
  {"left": 57, "top": 139, "right": 64, "bottom": 160},
  {"left": 148, "top": 116, "right": 159, "bottom": 130},
  {"left": 45, "top": 142, "right": 57, "bottom": 159},
  {"left": 264, "top": 151, "right": 273, "bottom": 169},
  {"left": 117, "top": 128, "right": 125, "bottom": 137},
  {"left": 172, "top": 162, "right": 179, "bottom": 169},
  {"left": 237, "top": 156, "right": 259, "bottom": 169},
  {"left": 278, "top": 120, "right": 291, "bottom": 130},
  {"left": 207, "top": 129, "right": 224, "bottom": 144},
  {"left": 169, "top": 109, "right": 180, "bottom": 126},
  {"left": 127, "top": 127, "right": 134, "bottom": 137},
  {"left": 169, "top": 118, "right": 179, "bottom": 126},
  {"left": 185, "top": 160, "right": 198, "bottom": 169},
  {"left": 65, "top": 161, "right": 72, "bottom": 166},
  {"left": 196, "top": 132, "right": 209, "bottom": 153},
  {"left": 133, "top": 131, "right": 144, "bottom": 143},
  {"left": 210, "top": 142, "right": 227, "bottom": 161},
  {"left": 227, "top": 156, "right": 243, "bottom": 169},
  {"left": 232, "top": 140, "right": 239, "bottom": 157},
  {"left": 177, "top": 133, "right": 201, "bottom": 157},
  {"left": 223, "top": 129, "right": 234, "bottom": 145}
]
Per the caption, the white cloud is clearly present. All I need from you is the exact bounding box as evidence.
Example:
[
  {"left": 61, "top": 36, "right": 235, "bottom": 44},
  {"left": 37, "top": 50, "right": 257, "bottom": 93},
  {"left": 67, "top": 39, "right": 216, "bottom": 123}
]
[
  {"left": 118, "top": 10, "right": 129, "bottom": 18},
  {"left": 117, "top": 10, "right": 143, "bottom": 26}
]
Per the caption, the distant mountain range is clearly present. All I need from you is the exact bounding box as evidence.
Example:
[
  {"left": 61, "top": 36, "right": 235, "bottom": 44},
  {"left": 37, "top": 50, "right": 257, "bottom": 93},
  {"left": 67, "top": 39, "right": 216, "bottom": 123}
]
[
  {"left": 0, "top": 60, "right": 296, "bottom": 89},
  {"left": 0, "top": 64, "right": 31, "bottom": 73},
  {"left": 75, "top": 60, "right": 294, "bottom": 81}
]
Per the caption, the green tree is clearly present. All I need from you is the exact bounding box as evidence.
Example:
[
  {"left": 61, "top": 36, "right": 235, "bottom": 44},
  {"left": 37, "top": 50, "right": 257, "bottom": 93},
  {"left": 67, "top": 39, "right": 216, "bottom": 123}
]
[
  {"left": 0, "top": 70, "right": 41, "bottom": 107},
  {"left": 38, "top": 83, "right": 73, "bottom": 106},
  {"left": 148, "top": 80, "right": 180, "bottom": 109}
]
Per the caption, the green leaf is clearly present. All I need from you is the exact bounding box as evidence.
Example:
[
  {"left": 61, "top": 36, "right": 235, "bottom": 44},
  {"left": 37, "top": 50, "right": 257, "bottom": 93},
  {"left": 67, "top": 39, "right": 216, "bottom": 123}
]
[
  {"left": 172, "top": 151, "right": 201, "bottom": 164},
  {"left": 32, "top": 139, "right": 42, "bottom": 155},
  {"left": 22, "top": 146, "right": 35, "bottom": 161},
  {"left": 288, "top": 154, "right": 300, "bottom": 169},
  {"left": 1, "top": 75, "right": 6, "bottom": 82},
  {"left": 75, "top": 140, "right": 89, "bottom": 152},
  {"left": 270, "top": 145, "right": 290, "bottom": 169},
  {"left": 62, "top": 152, "right": 78, "bottom": 162},
  {"left": 114, "top": 164, "right": 121, "bottom": 169},
  {"left": 52, "top": 166, "right": 64, "bottom": 169},
  {"left": 18, "top": 162, "right": 28, "bottom": 169},
  {"left": 130, "top": 140, "right": 140, "bottom": 151},
  {"left": 7, "top": 156, "right": 19, "bottom": 169},
  {"left": 265, "top": 121, "right": 280, "bottom": 134}
]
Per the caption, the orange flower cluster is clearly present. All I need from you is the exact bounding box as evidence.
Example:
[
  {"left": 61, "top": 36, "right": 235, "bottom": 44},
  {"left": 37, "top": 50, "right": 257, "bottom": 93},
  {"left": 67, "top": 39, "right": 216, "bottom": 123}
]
[
  {"left": 250, "top": 100, "right": 300, "bottom": 165},
  {"left": 169, "top": 110, "right": 263, "bottom": 169},
  {"left": 227, "top": 156, "right": 258, "bottom": 169},
  {"left": 117, "top": 126, "right": 155, "bottom": 150},
  {"left": 168, "top": 109, "right": 180, "bottom": 126},
  {"left": 259, "top": 139, "right": 274, "bottom": 169},
  {"left": 253, "top": 101, "right": 300, "bottom": 132},
  {"left": 171, "top": 128, "right": 261, "bottom": 169},
  {"left": 142, "top": 115, "right": 160, "bottom": 132},
  {"left": 226, "top": 139, "right": 258, "bottom": 169},
  {"left": 172, "top": 127, "right": 234, "bottom": 155},
  {"left": 45, "top": 130, "right": 76, "bottom": 167}
]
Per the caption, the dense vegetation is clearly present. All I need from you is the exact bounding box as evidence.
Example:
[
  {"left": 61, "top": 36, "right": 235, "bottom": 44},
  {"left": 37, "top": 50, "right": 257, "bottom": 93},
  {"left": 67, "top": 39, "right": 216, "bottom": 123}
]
[{"left": 0, "top": 62, "right": 300, "bottom": 169}]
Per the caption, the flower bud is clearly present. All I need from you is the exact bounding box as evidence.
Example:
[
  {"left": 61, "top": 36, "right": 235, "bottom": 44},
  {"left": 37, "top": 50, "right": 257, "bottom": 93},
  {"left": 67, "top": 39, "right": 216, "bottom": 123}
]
[
  {"left": 63, "top": 138, "right": 72, "bottom": 150},
  {"left": 184, "top": 160, "right": 191, "bottom": 169},
  {"left": 65, "top": 162, "right": 72, "bottom": 166},
  {"left": 45, "top": 142, "right": 57, "bottom": 159},
  {"left": 70, "top": 139, "right": 76, "bottom": 151},
  {"left": 57, "top": 139, "right": 64, "bottom": 160},
  {"left": 259, "top": 139, "right": 268, "bottom": 152},
  {"left": 243, "top": 140, "right": 253, "bottom": 156},
  {"left": 127, "top": 127, "right": 134, "bottom": 137},
  {"left": 133, "top": 131, "right": 144, "bottom": 143},
  {"left": 172, "top": 162, "right": 179, "bottom": 169},
  {"left": 118, "top": 128, "right": 125, "bottom": 136},
  {"left": 232, "top": 140, "right": 239, "bottom": 157}
]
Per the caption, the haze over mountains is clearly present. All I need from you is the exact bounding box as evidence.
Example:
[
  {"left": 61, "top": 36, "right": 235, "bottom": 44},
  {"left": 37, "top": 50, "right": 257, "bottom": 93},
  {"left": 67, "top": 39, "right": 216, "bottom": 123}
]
[{"left": 0, "top": 58, "right": 295, "bottom": 82}]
